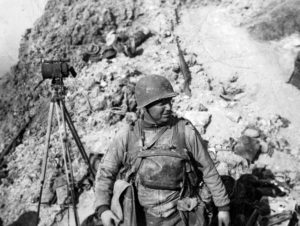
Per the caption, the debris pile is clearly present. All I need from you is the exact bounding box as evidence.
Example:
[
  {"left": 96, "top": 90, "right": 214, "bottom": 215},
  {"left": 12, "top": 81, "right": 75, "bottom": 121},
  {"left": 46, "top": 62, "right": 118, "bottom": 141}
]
[
  {"left": 205, "top": 116, "right": 300, "bottom": 225},
  {"left": 82, "top": 28, "right": 152, "bottom": 63}
]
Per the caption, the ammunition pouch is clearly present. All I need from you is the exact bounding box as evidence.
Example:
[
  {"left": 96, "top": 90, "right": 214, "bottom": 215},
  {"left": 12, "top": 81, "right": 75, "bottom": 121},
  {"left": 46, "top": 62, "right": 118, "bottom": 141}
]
[{"left": 137, "top": 149, "right": 189, "bottom": 190}]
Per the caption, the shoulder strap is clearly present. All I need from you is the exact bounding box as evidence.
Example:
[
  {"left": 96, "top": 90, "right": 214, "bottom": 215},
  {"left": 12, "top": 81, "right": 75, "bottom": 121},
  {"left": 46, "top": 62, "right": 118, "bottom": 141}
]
[
  {"left": 174, "top": 117, "right": 203, "bottom": 181},
  {"left": 173, "top": 117, "right": 188, "bottom": 150},
  {"left": 144, "top": 126, "right": 169, "bottom": 149}
]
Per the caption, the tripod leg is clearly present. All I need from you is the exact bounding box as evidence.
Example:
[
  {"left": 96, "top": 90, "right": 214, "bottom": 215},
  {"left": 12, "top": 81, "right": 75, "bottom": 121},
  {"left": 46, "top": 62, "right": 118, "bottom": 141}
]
[
  {"left": 37, "top": 101, "right": 55, "bottom": 224},
  {"left": 55, "top": 102, "right": 80, "bottom": 226},
  {"left": 61, "top": 102, "right": 95, "bottom": 178}
]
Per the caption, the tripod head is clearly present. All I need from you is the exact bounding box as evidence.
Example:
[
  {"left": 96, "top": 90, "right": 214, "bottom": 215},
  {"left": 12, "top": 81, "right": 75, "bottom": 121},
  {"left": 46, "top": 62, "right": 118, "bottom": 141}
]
[
  {"left": 34, "top": 59, "right": 76, "bottom": 91},
  {"left": 50, "top": 77, "right": 67, "bottom": 101},
  {"left": 41, "top": 59, "right": 76, "bottom": 99},
  {"left": 41, "top": 59, "right": 77, "bottom": 80}
]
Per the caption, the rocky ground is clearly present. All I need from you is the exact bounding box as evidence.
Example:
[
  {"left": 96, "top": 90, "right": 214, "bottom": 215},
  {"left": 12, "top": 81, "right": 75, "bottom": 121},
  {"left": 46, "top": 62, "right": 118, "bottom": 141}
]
[{"left": 1, "top": 0, "right": 300, "bottom": 225}]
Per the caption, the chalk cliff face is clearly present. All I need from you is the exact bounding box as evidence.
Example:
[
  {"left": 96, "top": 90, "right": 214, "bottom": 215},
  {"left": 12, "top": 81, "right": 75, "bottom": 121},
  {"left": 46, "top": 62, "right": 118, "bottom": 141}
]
[
  {"left": 1, "top": 0, "right": 300, "bottom": 225},
  {"left": 0, "top": 0, "right": 175, "bottom": 147}
]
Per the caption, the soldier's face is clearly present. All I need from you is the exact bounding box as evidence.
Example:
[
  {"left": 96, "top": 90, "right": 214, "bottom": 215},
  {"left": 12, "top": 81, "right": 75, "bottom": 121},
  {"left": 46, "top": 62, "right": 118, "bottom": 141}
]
[{"left": 146, "top": 98, "right": 172, "bottom": 124}]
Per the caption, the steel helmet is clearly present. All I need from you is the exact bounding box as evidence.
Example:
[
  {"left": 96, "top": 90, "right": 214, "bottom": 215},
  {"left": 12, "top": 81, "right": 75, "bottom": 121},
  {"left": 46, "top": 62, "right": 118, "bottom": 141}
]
[{"left": 135, "top": 75, "right": 178, "bottom": 108}]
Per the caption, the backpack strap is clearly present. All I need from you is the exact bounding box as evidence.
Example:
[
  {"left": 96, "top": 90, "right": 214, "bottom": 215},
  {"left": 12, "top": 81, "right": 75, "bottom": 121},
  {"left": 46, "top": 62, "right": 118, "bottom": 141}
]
[
  {"left": 173, "top": 117, "right": 200, "bottom": 161},
  {"left": 173, "top": 117, "right": 188, "bottom": 150},
  {"left": 144, "top": 126, "right": 169, "bottom": 149},
  {"left": 173, "top": 118, "right": 204, "bottom": 195}
]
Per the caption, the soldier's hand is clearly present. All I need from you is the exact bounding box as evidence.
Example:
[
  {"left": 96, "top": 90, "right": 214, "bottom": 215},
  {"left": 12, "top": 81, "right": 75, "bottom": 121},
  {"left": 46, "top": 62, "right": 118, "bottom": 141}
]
[
  {"left": 218, "top": 210, "right": 230, "bottom": 226},
  {"left": 101, "top": 210, "right": 120, "bottom": 226}
]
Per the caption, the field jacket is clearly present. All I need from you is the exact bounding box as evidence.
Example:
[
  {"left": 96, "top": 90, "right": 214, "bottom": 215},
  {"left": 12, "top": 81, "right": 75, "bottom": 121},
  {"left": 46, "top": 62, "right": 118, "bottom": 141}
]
[{"left": 94, "top": 117, "right": 230, "bottom": 216}]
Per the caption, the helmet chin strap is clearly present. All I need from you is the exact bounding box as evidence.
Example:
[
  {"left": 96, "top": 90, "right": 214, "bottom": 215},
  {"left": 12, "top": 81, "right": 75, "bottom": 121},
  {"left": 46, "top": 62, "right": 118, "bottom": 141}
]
[
  {"left": 143, "top": 108, "right": 159, "bottom": 126},
  {"left": 143, "top": 108, "right": 172, "bottom": 128}
]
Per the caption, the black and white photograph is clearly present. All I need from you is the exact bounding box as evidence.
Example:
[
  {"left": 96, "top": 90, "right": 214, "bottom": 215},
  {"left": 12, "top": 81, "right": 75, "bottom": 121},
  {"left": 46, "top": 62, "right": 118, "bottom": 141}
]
[{"left": 1, "top": 0, "right": 300, "bottom": 226}]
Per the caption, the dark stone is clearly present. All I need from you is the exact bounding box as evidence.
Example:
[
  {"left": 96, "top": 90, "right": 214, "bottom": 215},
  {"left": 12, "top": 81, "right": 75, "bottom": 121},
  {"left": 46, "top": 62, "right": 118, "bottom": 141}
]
[
  {"left": 8, "top": 211, "right": 38, "bottom": 226},
  {"left": 234, "top": 136, "right": 261, "bottom": 163}
]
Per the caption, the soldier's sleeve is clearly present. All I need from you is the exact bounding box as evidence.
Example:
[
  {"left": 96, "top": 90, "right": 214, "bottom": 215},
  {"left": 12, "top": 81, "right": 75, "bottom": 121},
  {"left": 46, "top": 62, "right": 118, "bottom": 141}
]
[
  {"left": 184, "top": 122, "right": 230, "bottom": 210},
  {"left": 94, "top": 124, "right": 130, "bottom": 214}
]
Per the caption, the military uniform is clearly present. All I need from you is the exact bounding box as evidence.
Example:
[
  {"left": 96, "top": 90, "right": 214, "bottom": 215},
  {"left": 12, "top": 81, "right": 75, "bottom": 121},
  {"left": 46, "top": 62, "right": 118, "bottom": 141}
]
[{"left": 94, "top": 75, "right": 230, "bottom": 226}]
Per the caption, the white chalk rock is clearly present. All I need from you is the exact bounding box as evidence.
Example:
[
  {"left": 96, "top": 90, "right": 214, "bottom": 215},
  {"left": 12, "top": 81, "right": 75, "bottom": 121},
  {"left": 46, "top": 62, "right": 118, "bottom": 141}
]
[
  {"left": 216, "top": 162, "right": 229, "bottom": 175},
  {"left": 183, "top": 111, "right": 212, "bottom": 128},
  {"left": 260, "top": 140, "right": 269, "bottom": 153},
  {"left": 243, "top": 128, "right": 260, "bottom": 138},
  {"left": 226, "top": 111, "right": 241, "bottom": 123}
]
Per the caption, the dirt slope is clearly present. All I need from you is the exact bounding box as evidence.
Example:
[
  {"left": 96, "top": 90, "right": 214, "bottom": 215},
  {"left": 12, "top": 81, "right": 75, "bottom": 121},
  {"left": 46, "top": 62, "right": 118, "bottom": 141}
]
[{"left": 177, "top": 5, "right": 300, "bottom": 149}]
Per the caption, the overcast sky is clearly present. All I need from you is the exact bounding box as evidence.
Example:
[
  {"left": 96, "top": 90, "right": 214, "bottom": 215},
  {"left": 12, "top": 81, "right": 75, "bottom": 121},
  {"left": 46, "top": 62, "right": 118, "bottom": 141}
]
[{"left": 0, "top": 0, "right": 48, "bottom": 77}]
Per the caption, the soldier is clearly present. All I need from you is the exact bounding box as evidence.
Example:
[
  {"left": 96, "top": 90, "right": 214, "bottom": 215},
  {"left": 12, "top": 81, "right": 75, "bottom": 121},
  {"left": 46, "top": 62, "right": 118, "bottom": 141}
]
[{"left": 94, "top": 75, "right": 230, "bottom": 226}]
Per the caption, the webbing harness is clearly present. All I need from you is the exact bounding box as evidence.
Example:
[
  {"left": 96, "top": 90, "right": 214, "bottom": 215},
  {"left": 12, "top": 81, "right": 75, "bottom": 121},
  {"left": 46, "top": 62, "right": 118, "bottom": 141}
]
[
  {"left": 124, "top": 119, "right": 170, "bottom": 182},
  {"left": 123, "top": 118, "right": 202, "bottom": 190},
  {"left": 122, "top": 118, "right": 203, "bottom": 226}
]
